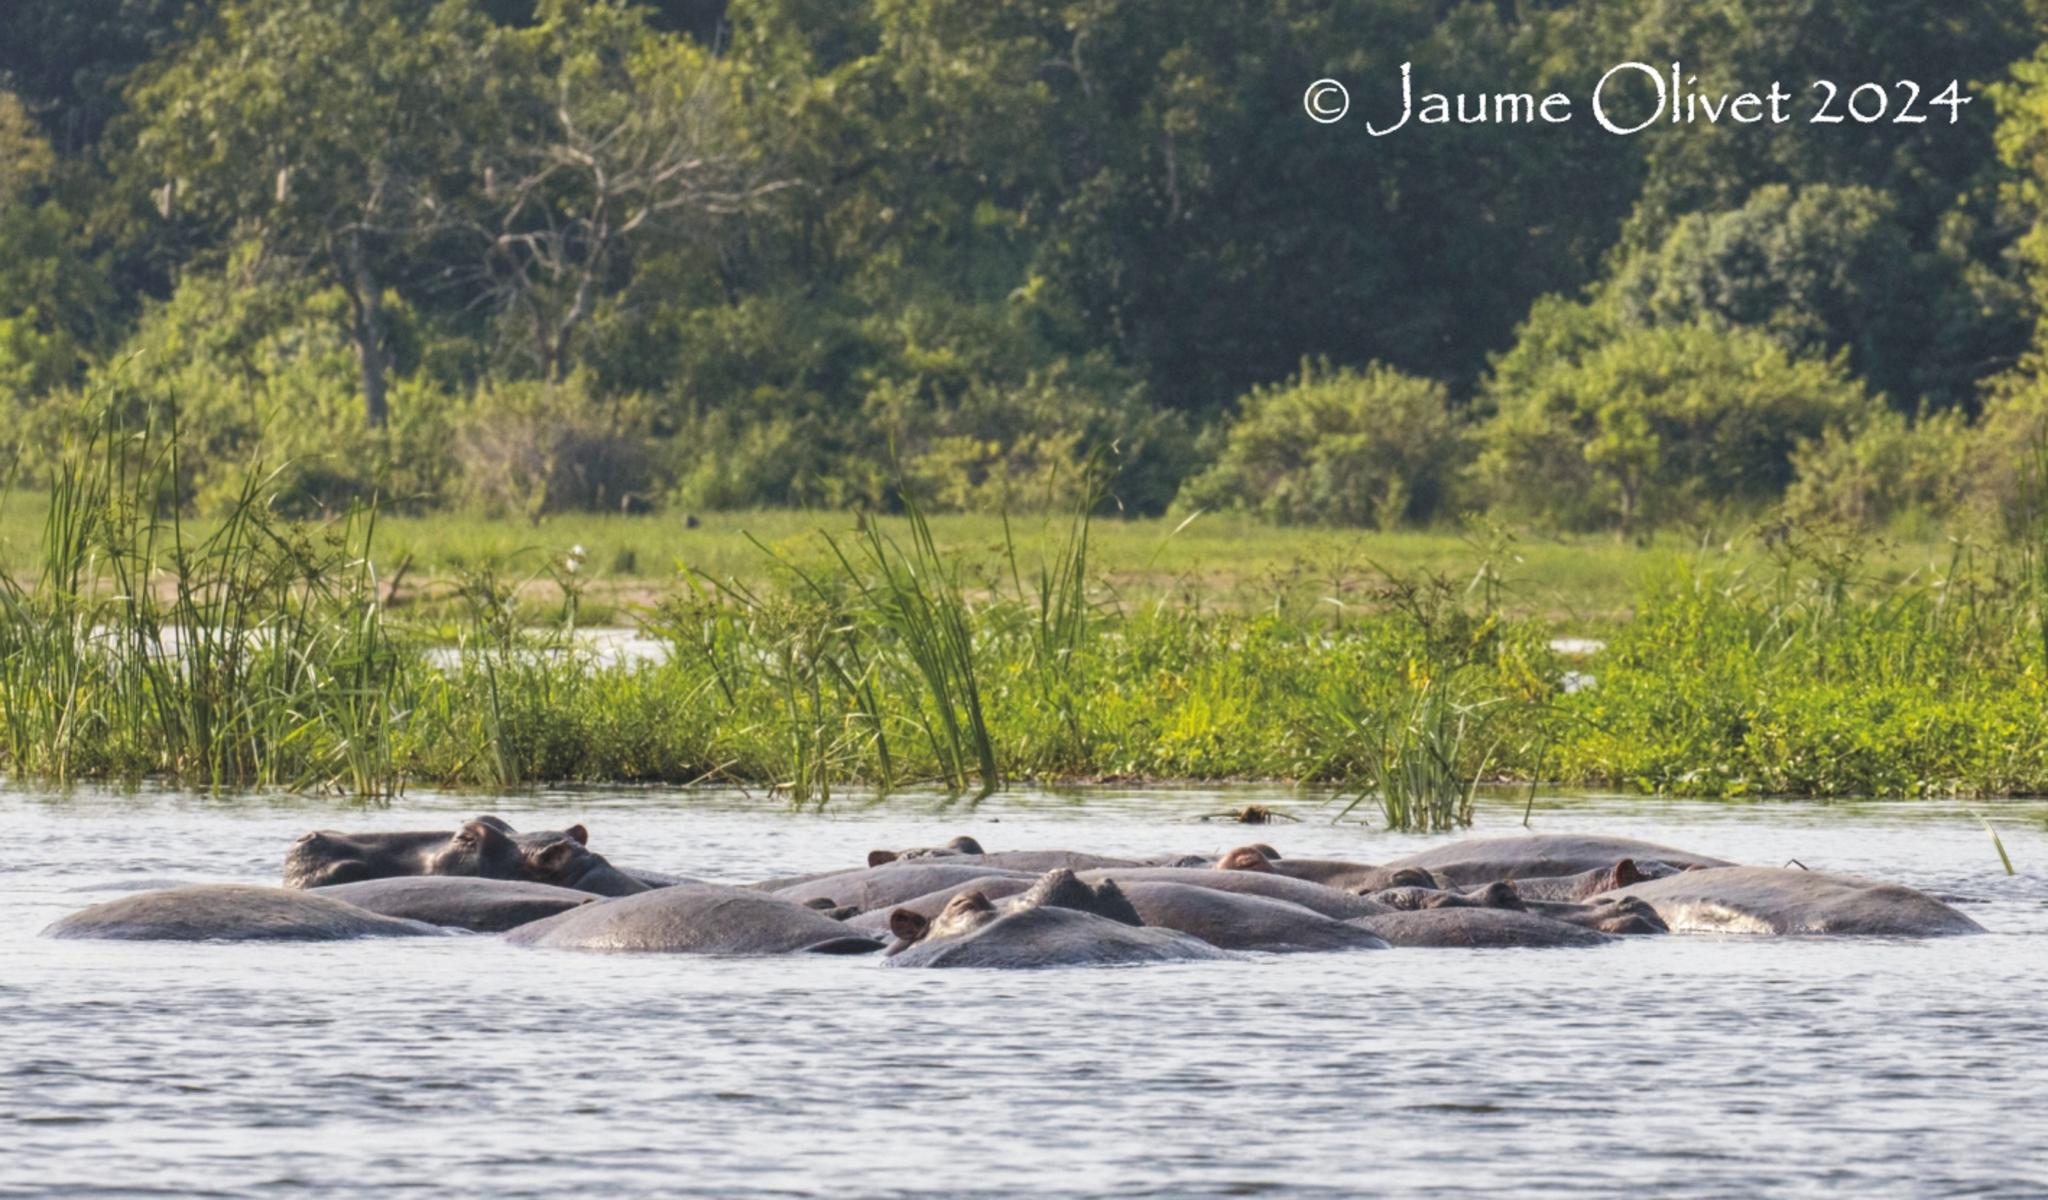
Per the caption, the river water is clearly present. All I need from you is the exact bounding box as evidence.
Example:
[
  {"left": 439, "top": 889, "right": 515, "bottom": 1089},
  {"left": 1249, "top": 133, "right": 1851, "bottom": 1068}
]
[{"left": 4, "top": 787, "right": 2046, "bottom": 1198}]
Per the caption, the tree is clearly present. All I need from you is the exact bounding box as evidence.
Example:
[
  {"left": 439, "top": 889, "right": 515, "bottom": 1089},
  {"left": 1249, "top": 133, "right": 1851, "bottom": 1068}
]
[
  {"left": 126, "top": 0, "right": 499, "bottom": 426},
  {"left": 469, "top": 0, "right": 786, "bottom": 381},
  {"left": 1478, "top": 321, "right": 1872, "bottom": 537},
  {"left": 1608, "top": 185, "right": 1941, "bottom": 407},
  {"left": 1176, "top": 359, "right": 1465, "bottom": 528},
  {"left": 0, "top": 91, "right": 104, "bottom": 405}
]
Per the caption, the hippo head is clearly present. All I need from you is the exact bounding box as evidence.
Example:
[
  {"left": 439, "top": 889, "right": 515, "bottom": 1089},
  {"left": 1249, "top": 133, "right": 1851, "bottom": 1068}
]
[
  {"left": 423, "top": 821, "right": 647, "bottom": 896},
  {"left": 867, "top": 835, "right": 986, "bottom": 868},
  {"left": 887, "top": 889, "right": 997, "bottom": 954},
  {"left": 425, "top": 819, "right": 532, "bottom": 879},
  {"left": 1471, "top": 881, "right": 1525, "bottom": 911},
  {"left": 517, "top": 827, "right": 650, "bottom": 896},
  {"left": 1590, "top": 895, "right": 1668, "bottom": 935},
  {"left": 884, "top": 868, "right": 1145, "bottom": 955},
  {"left": 1216, "top": 845, "right": 1277, "bottom": 873}
]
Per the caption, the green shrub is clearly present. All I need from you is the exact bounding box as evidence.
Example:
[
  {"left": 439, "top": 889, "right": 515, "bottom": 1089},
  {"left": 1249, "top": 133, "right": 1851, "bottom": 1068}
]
[
  {"left": 1786, "top": 407, "right": 1970, "bottom": 528},
  {"left": 1477, "top": 322, "right": 1873, "bottom": 537},
  {"left": 1176, "top": 359, "right": 1465, "bottom": 528}
]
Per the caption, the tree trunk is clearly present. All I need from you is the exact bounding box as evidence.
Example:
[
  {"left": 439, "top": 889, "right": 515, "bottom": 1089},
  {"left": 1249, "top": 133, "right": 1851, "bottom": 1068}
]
[{"left": 344, "top": 231, "right": 391, "bottom": 428}]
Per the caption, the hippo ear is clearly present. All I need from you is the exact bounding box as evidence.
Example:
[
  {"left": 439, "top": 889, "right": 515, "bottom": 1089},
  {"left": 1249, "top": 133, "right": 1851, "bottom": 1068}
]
[
  {"left": 565, "top": 824, "right": 588, "bottom": 846},
  {"left": 888, "top": 908, "right": 929, "bottom": 943},
  {"left": 531, "top": 840, "right": 574, "bottom": 869},
  {"left": 1611, "top": 858, "right": 1645, "bottom": 889},
  {"left": 1216, "top": 846, "right": 1275, "bottom": 873},
  {"left": 867, "top": 850, "right": 899, "bottom": 868}
]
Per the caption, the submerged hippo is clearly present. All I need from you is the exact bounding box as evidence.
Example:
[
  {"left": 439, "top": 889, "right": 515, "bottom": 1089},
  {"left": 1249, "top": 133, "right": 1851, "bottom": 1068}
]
[
  {"left": 1209, "top": 843, "right": 1430, "bottom": 893},
  {"left": 1078, "top": 867, "right": 1390, "bottom": 920},
  {"left": 884, "top": 871, "right": 1232, "bottom": 969},
  {"left": 1117, "top": 882, "right": 1392, "bottom": 953},
  {"left": 507, "top": 882, "right": 884, "bottom": 954},
  {"left": 1598, "top": 866, "right": 1985, "bottom": 937},
  {"left": 865, "top": 835, "right": 986, "bottom": 866},
  {"left": 284, "top": 817, "right": 649, "bottom": 896},
  {"left": 1351, "top": 907, "right": 1616, "bottom": 948},
  {"left": 845, "top": 876, "right": 1038, "bottom": 935},
  {"left": 1385, "top": 834, "right": 1731, "bottom": 887},
  {"left": 313, "top": 877, "right": 597, "bottom": 933},
  {"left": 1486, "top": 859, "right": 1674, "bottom": 902},
  {"left": 772, "top": 862, "right": 1037, "bottom": 914},
  {"left": 867, "top": 839, "right": 1147, "bottom": 874},
  {"left": 43, "top": 884, "right": 444, "bottom": 942}
]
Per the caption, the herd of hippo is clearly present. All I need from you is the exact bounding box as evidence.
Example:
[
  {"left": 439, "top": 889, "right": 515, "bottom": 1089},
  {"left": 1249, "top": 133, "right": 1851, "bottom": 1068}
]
[{"left": 43, "top": 816, "right": 1988, "bottom": 964}]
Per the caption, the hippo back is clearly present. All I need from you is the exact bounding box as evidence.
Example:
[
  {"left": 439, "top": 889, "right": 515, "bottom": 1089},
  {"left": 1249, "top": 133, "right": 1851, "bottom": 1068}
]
[
  {"left": 884, "top": 904, "right": 1235, "bottom": 968},
  {"left": 773, "top": 863, "right": 1037, "bottom": 913},
  {"left": 43, "top": 884, "right": 444, "bottom": 942},
  {"left": 313, "top": 877, "right": 598, "bottom": 933},
  {"left": 507, "top": 883, "right": 884, "bottom": 954},
  {"left": 1386, "top": 835, "right": 1730, "bottom": 887},
  {"left": 1351, "top": 908, "right": 1615, "bottom": 948},
  {"left": 1119, "top": 882, "right": 1391, "bottom": 953},
  {"left": 1598, "top": 866, "right": 1984, "bottom": 937},
  {"left": 1079, "top": 867, "right": 1390, "bottom": 919}
]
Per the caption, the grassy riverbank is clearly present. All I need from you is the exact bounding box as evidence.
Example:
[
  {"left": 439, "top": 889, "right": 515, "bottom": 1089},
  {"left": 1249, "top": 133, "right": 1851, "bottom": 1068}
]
[
  {"left": 3, "top": 416, "right": 2046, "bottom": 808},
  {"left": 0, "top": 487, "right": 1985, "bottom": 626}
]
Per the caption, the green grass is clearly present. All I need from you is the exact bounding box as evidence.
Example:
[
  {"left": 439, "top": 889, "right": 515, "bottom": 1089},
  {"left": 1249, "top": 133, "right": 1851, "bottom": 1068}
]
[
  {"left": 0, "top": 491, "right": 1996, "bottom": 629},
  {"left": 6, "top": 412, "right": 2048, "bottom": 814}
]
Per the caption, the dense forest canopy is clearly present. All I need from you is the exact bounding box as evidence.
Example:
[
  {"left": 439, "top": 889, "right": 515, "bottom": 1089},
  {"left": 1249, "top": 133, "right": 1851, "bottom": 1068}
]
[{"left": 5, "top": 0, "right": 2048, "bottom": 531}]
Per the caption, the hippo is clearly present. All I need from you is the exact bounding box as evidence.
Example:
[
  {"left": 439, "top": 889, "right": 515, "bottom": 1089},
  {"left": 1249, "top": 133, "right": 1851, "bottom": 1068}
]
[
  {"left": 845, "top": 876, "right": 1040, "bottom": 935},
  {"left": 1521, "top": 895, "right": 1669, "bottom": 935},
  {"left": 43, "top": 884, "right": 444, "bottom": 942},
  {"left": 312, "top": 877, "right": 598, "bottom": 933},
  {"left": 772, "top": 862, "right": 1037, "bottom": 914},
  {"left": 1384, "top": 834, "right": 1731, "bottom": 887},
  {"left": 1077, "top": 867, "right": 1390, "bottom": 920},
  {"left": 883, "top": 872, "right": 1234, "bottom": 969},
  {"left": 1351, "top": 907, "right": 1616, "bottom": 948},
  {"left": 1271, "top": 859, "right": 1436, "bottom": 894},
  {"left": 1367, "top": 876, "right": 1666, "bottom": 936},
  {"left": 513, "top": 826, "right": 654, "bottom": 896},
  {"left": 1367, "top": 881, "right": 1524, "bottom": 912},
  {"left": 1484, "top": 858, "right": 1673, "bottom": 902},
  {"left": 506, "top": 882, "right": 885, "bottom": 954},
  {"left": 284, "top": 817, "right": 649, "bottom": 896},
  {"left": 1208, "top": 843, "right": 1431, "bottom": 893},
  {"left": 283, "top": 814, "right": 517, "bottom": 887},
  {"left": 867, "top": 839, "right": 1147, "bottom": 874},
  {"left": 1597, "top": 866, "right": 1985, "bottom": 937},
  {"left": 1117, "top": 882, "right": 1392, "bottom": 953},
  {"left": 865, "top": 835, "right": 986, "bottom": 866}
]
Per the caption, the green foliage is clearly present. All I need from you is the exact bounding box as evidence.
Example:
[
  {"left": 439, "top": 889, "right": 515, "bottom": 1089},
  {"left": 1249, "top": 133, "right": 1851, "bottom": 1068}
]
[
  {"left": 451, "top": 376, "right": 656, "bottom": 520},
  {"left": 1610, "top": 185, "right": 1929, "bottom": 405},
  {"left": 1178, "top": 360, "right": 1466, "bottom": 529},
  {"left": 1550, "top": 546, "right": 2048, "bottom": 797},
  {"left": 5, "top": 0, "right": 2048, "bottom": 535},
  {"left": 10, "top": 407, "right": 2048, "bottom": 799},
  {"left": 1479, "top": 320, "right": 1873, "bottom": 536},
  {"left": 1786, "top": 408, "right": 1971, "bottom": 529}
]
